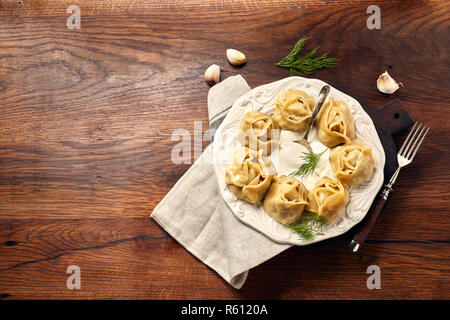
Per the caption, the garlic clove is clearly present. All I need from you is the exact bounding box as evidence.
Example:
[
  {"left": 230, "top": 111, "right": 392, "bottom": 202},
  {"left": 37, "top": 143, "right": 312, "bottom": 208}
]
[
  {"left": 377, "top": 70, "right": 403, "bottom": 94},
  {"left": 226, "top": 49, "right": 246, "bottom": 66},
  {"left": 204, "top": 64, "right": 220, "bottom": 85}
]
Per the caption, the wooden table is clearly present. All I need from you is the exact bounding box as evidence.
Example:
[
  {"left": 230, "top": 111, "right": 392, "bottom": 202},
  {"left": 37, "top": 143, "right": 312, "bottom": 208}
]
[{"left": 0, "top": 0, "right": 449, "bottom": 300}]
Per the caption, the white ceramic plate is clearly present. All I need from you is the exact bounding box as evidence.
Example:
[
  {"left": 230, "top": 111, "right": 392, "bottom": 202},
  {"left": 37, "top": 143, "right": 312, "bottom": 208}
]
[{"left": 212, "top": 76, "right": 385, "bottom": 245}]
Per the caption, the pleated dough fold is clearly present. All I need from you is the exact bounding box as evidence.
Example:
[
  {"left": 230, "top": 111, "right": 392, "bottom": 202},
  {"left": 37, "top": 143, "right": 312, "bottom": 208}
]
[
  {"left": 329, "top": 140, "right": 375, "bottom": 186},
  {"left": 239, "top": 111, "right": 279, "bottom": 155},
  {"left": 263, "top": 175, "right": 308, "bottom": 225},
  {"left": 316, "top": 97, "right": 355, "bottom": 148},
  {"left": 225, "top": 147, "right": 274, "bottom": 204},
  {"left": 306, "top": 177, "right": 349, "bottom": 222},
  {"left": 273, "top": 89, "right": 315, "bottom": 132}
]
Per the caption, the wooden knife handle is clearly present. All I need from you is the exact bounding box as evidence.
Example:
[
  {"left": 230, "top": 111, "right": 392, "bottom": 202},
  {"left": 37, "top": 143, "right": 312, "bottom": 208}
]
[{"left": 349, "top": 187, "right": 392, "bottom": 252}]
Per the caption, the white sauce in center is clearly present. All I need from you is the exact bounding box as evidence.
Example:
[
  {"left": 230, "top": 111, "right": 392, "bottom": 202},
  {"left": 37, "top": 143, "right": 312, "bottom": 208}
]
[{"left": 270, "top": 127, "right": 335, "bottom": 190}]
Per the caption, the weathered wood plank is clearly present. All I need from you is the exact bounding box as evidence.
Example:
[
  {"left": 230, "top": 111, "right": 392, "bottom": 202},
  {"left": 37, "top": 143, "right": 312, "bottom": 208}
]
[{"left": 0, "top": 0, "right": 448, "bottom": 299}]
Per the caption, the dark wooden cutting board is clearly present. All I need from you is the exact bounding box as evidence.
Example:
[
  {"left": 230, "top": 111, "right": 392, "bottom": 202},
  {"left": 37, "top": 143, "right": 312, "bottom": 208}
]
[
  {"left": 361, "top": 98, "right": 414, "bottom": 180},
  {"left": 345, "top": 97, "right": 414, "bottom": 249}
]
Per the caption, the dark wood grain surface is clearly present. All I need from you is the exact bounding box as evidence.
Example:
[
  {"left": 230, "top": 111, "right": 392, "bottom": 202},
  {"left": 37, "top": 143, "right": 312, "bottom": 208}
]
[{"left": 0, "top": 0, "right": 449, "bottom": 299}]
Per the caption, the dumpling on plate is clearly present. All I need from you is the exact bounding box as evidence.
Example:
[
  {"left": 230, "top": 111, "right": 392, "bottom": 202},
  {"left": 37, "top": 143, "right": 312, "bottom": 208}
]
[
  {"left": 306, "top": 177, "right": 349, "bottom": 222},
  {"left": 263, "top": 175, "right": 308, "bottom": 225},
  {"left": 316, "top": 97, "right": 355, "bottom": 148},
  {"left": 272, "top": 89, "right": 315, "bottom": 132},
  {"left": 329, "top": 140, "right": 375, "bottom": 186},
  {"left": 225, "top": 147, "right": 274, "bottom": 204},
  {"left": 238, "top": 111, "right": 279, "bottom": 155}
]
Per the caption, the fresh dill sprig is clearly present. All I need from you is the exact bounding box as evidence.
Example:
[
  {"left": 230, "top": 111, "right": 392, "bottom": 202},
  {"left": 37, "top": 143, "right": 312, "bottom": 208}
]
[
  {"left": 276, "top": 37, "right": 338, "bottom": 75},
  {"left": 276, "top": 37, "right": 309, "bottom": 66},
  {"left": 289, "top": 149, "right": 327, "bottom": 178},
  {"left": 287, "top": 212, "right": 327, "bottom": 241}
]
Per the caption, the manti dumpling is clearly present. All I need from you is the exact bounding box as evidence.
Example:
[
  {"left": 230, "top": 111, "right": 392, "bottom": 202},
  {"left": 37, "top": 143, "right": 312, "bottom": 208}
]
[
  {"left": 238, "top": 111, "right": 279, "bottom": 155},
  {"left": 263, "top": 175, "right": 308, "bottom": 225},
  {"left": 273, "top": 89, "right": 315, "bottom": 132},
  {"left": 225, "top": 147, "right": 274, "bottom": 204},
  {"left": 329, "top": 140, "right": 375, "bottom": 186},
  {"left": 316, "top": 97, "right": 355, "bottom": 148},
  {"left": 306, "top": 177, "right": 349, "bottom": 222}
]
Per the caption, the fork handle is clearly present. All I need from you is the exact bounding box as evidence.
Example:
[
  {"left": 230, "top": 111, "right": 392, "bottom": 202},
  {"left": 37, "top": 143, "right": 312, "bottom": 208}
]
[{"left": 349, "top": 186, "right": 393, "bottom": 252}]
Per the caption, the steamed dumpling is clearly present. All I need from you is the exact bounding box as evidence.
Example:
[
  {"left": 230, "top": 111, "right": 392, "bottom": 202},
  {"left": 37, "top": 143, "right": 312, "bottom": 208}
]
[
  {"left": 306, "top": 177, "right": 349, "bottom": 222},
  {"left": 239, "top": 111, "right": 279, "bottom": 155},
  {"left": 273, "top": 89, "right": 315, "bottom": 132},
  {"left": 329, "top": 140, "right": 375, "bottom": 186},
  {"left": 225, "top": 147, "right": 274, "bottom": 204},
  {"left": 316, "top": 97, "right": 355, "bottom": 148},
  {"left": 263, "top": 175, "right": 308, "bottom": 225}
]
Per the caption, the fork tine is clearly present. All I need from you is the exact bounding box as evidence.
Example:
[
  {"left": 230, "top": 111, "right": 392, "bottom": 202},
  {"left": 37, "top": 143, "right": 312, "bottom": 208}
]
[
  {"left": 401, "top": 122, "right": 422, "bottom": 157},
  {"left": 405, "top": 124, "right": 427, "bottom": 159},
  {"left": 409, "top": 126, "right": 429, "bottom": 161},
  {"left": 398, "top": 122, "right": 419, "bottom": 155}
]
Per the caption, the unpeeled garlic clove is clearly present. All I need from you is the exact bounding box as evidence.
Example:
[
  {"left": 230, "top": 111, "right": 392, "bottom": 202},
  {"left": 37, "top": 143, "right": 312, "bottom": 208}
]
[
  {"left": 226, "top": 49, "right": 246, "bottom": 66},
  {"left": 377, "top": 71, "right": 403, "bottom": 94},
  {"left": 204, "top": 64, "right": 220, "bottom": 85}
]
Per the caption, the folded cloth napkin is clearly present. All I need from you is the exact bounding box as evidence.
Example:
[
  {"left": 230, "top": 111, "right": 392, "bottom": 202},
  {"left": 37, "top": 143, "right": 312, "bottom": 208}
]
[{"left": 151, "top": 75, "right": 291, "bottom": 289}]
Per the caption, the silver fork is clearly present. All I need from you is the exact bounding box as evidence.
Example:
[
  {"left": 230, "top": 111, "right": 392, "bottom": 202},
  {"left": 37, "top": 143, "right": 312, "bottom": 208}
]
[{"left": 350, "top": 122, "right": 429, "bottom": 252}]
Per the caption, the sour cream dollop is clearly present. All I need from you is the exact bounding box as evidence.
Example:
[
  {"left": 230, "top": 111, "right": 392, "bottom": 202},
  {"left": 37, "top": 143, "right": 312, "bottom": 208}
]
[{"left": 270, "top": 127, "right": 335, "bottom": 190}]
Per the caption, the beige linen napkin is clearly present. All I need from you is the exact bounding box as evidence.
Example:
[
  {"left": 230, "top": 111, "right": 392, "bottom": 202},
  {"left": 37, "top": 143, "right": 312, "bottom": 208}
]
[{"left": 151, "top": 75, "right": 291, "bottom": 289}]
